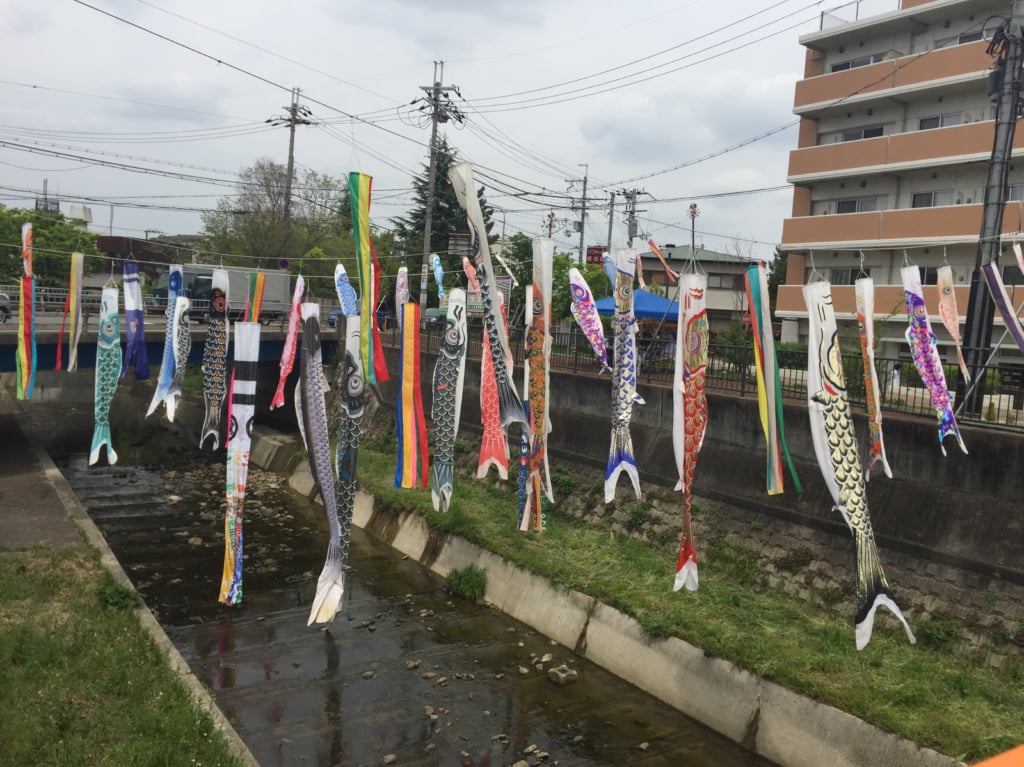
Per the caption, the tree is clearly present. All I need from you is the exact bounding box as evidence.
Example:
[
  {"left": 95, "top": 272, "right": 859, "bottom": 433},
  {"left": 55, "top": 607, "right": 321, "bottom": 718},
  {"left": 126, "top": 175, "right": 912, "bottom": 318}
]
[
  {"left": 390, "top": 136, "right": 495, "bottom": 302},
  {"left": 767, "top": 248, "right": 788, "bottom": 315},
  {"left": 0, "top": 206, "right": 101, "bottom": 288}
]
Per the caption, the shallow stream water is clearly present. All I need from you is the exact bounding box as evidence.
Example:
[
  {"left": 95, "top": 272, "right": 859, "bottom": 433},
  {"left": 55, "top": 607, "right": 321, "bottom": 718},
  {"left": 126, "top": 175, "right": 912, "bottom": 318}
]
[{"left": 57, "top": 448, "right": 775, "bottom": 767}]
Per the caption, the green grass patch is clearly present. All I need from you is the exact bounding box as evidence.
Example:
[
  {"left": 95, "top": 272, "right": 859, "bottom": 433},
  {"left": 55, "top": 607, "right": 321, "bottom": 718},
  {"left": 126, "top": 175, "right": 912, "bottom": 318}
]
[
  {"left": 445, "top": 564, "right": 488, "bottom": 601},
  {"left": 357, "top": 444, "right": 1024, "bottom": 762},
  {"left": 0, "top": 548, "right": 245, "bottom": 767}
]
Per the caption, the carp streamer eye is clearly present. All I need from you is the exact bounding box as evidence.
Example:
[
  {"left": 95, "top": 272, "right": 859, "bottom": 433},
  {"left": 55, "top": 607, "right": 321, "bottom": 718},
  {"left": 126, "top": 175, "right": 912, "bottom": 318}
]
[
  {"left": 102, "top": 321, "right": 115, "bottom": 338},
  {"left": 532, "top": 296, "right": 542, "bottom": 316},
  {"left": 570, "top": 284, "right": 586, "bottom": 300},
  {"left": 347, "top": 372, "right": 365, "bottom": 398},
  {"left": 212, "top": 291, "right": 227, "bottom": 313},
  {"left": 169, "top": 272, "right": 182, "bottom": 291},
  {"left": 445, "top": 324, "right": 461, "bottom": 347}
]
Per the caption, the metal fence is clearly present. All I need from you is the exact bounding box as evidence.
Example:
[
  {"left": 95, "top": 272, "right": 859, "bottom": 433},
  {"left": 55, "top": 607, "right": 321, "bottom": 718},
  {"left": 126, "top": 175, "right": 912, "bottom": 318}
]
[{"left": 395, "top": 321, "right": 1024, "bottom": 433}]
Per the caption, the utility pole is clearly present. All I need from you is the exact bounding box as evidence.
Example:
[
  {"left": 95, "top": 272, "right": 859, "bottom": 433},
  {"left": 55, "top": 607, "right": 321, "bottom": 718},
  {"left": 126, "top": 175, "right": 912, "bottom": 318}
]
[
  {"left": 620, "top": 188, "right": 647, "bottom": 247},
  {"left": 959, "top": 4, "right": 1024, "bottom": 414},
  {"left": 418, "top": 61, "right": 461, "bottom": 310},
  {"left": 267, "top": 87, "right": 313, "bottom": 221},
  {"left": 571, "top": 164, "right": 588, "bottom": 264},
  {"left": 606, "top": 192, "right": 616, "bottom": 258}
]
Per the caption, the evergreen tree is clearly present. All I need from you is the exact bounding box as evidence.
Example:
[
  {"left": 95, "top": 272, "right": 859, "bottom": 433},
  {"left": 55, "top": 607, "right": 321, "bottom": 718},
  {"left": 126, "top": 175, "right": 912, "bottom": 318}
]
[{"left": 391, "top": 136, "right": 494, "bottom": 301}]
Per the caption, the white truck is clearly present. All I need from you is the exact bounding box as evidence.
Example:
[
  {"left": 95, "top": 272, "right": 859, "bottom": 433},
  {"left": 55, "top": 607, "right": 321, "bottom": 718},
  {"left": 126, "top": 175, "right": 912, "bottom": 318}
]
[{"left": 152, "top": 264, "right": 292, "bottom": 324}]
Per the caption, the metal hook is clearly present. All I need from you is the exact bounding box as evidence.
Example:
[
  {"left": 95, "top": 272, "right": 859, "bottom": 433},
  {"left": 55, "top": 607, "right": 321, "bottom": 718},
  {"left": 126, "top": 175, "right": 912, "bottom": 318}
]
[
  {"left": 858, "top": 250, "right": 868, "bottom": 279},
  {"left": 902, "top": 249, "right": 911, "bottom": 267},
  {"left": 808, "top": 249, "right": 824, "bottom": 283},
  {"left": 942, "top": 246, "right": 949, "bottom": 266}
]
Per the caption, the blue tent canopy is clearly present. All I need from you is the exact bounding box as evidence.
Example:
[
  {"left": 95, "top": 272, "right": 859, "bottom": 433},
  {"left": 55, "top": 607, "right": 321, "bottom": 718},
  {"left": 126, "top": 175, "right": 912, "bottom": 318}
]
[{"left": 595, "top": 289, "right": 679, "bottom": 320}]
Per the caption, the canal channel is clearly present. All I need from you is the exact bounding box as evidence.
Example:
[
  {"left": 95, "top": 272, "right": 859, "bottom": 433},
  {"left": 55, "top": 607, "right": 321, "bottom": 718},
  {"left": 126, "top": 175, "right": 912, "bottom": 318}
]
[{"left": 55, "top": 443, "right": 775, "bottom": 767}]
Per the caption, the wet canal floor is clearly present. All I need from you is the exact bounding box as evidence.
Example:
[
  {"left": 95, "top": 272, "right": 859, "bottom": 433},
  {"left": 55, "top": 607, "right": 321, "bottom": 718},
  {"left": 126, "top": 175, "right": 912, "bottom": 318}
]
[{"left": 58, "top": 453, "right": 775, "bottom": 767}]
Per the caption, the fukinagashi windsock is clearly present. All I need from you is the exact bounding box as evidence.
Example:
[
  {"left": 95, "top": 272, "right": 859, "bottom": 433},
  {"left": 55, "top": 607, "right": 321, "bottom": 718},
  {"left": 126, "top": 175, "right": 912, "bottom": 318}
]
[
  {"left": 89, "top": 286, "right": 122, "bottom": 467},
  {"left": 902, "top": 266, "right": 967, "bottom": 456},
  {"left": 855, "top": 277, "right": 892, "bottom": 480},
  {"left": 804, "top": 279, "right": 916, "bottom": 650},
  {"left": 568, "top": 267, "right": 609, "bottom": 373},
  {"left": 57, "top": 251, "right": 85, "bottom": 373},
  {"left": 396, "top": 303, "right": 430, "bottom": 489},
  {"left": 16, "top": 222, "right": 36, "bottom": 400},
  {"left": 449, "top": 161, "right": 526, "bottom": 429},
  {"left": 200, "top": 270, "right": 231, "bottom": 449},
  {"left": 672, "top": 273, "right": 708, "bottom": 592},
  {"left": 220, "top": 321, "right": 260, "bottom": 606}
]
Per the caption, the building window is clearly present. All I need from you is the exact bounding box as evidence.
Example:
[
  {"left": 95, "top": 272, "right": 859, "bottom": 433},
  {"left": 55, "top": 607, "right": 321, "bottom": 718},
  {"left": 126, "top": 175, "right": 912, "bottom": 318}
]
[
  {"left": 919, "top": 112, "right": 962, "bottom": 130},
  {"left": 830, "top": 267, "right": 869, "bottom": 285},
  {"left": 935, "top": 30, "right": 985, "bottom": 49},
  {"left": 1004, "top": 265, "right": 1024, "bottom": 286},
  {"left": 841, "top": 125, "right": 884, "bottom": 142},
  {"left": 920, "top": 267, "right": 940, "bottom": 285},
  {"left": 707, "top": 273, "right": 743, "bottom": 290},
  {"left": 911, "top": 190, "right": 955, "bottom": 208},
  {"left": 1009, "top": 184, "right": 1024, "bottom": 201},
  {"left": 831, "top": 52, "right": 884, "bottom": 72},
  {"left": 835, "top": 197, "right": 879, "bottom": 214}
]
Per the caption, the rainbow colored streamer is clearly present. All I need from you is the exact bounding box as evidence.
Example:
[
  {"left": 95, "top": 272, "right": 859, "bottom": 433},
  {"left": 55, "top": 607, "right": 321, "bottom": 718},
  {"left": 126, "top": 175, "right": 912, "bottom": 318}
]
[
  {"left": 395, "top": 303, "right": 429, "bottom": 489},
  {"left": 16, "top": 223, "right": 36, "bottom": 400},
  {"left": 349, "top": 172, "right": 378, "bottom": 383},
  {"left": 744, "top": 262, "right": 800, "bottom": 495},
  {"left": 55, "top": 251, "right": 85, "bottom": 372},
  {"left": 245, "top": 273, "right": 266, "bottom": 322}
]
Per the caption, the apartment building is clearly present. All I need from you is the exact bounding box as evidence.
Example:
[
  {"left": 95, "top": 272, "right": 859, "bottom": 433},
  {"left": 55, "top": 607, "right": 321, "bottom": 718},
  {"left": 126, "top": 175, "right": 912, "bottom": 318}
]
[{"left": 778, "top": 0, "right": 1024, "bottom": 360}]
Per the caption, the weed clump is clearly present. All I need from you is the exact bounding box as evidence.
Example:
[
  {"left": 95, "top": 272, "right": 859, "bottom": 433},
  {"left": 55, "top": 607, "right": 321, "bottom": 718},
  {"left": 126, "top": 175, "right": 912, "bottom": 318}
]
[{"left": 445, "top": 564, "right": 487, "bottom": 601}]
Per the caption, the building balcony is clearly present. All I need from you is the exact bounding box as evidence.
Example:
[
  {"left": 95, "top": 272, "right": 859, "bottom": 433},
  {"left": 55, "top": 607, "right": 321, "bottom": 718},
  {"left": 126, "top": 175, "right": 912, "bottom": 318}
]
[
  {"left": 781, "top": 202, "right": 1024, "bottom": 251},
  {"left": 787, "top": 120, "right": 1024, "bottom": 181},
  {"left": 793, "top": 40, "right": 990, "bottom": 115}
]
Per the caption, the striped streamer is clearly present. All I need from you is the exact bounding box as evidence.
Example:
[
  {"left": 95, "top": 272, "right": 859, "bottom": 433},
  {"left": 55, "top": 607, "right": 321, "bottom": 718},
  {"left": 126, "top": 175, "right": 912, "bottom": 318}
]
[
  {"left": 56, "top": 252, "right": 85, "bottom": 371},
  {"left": 744, "top": 262, "right": 800, "bottom": 495},
  {"left": 16, "top": 223, "right": 36, "bottom": 400},
  {"left": 395, "top": 303, "right": 429, "bottom": 489},
  {"left": 349, "top": 172, "right": 377, "bottom": 383}
]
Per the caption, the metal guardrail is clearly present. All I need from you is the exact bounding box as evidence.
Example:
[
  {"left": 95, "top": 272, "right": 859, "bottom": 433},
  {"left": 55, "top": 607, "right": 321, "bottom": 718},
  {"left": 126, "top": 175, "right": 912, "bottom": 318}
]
[{"left": 396, "top": 322, "right": 1024, "bottom": 433}]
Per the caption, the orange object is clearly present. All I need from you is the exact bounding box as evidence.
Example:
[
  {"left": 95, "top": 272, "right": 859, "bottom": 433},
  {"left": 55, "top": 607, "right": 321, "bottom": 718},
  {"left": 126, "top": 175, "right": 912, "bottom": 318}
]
[{"left": 974, "top": 745, "right": 1024, "bottom": 767}]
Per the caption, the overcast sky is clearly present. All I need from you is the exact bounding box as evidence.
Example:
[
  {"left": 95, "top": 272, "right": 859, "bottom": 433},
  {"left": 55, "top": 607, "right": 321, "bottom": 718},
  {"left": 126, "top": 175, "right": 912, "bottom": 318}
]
[{"left": 0, "top": 0, "right": 896, "bottom": 263}]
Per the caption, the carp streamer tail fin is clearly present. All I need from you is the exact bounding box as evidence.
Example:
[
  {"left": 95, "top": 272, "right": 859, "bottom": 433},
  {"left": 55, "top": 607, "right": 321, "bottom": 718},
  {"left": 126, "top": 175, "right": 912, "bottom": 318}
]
[
  {"left": 431, "top": 460, "right": 454, "bottom": 513},
  {"left": 477, "top": 435, "right": 509, "bottom": 479},
  {"left": 308, "top": 539, "right": 345, "bottom": 625},
  {"left": 200, "top": 396, "right": 221, "bottom": 451},
  {"left": 853, "top": 532, "right": 916, "bottom": 650},
  {"left": 88, "top": 422, "right": 117, "bottom": 467},
  {"left": 674, "top": 540, "right": 698, "bottom": 593},
  {"left": 604, "top": 425, "right": 640, "bottom": 503},
  {"left": 496, "top": 375, "right": 527, "bottom": 430}
]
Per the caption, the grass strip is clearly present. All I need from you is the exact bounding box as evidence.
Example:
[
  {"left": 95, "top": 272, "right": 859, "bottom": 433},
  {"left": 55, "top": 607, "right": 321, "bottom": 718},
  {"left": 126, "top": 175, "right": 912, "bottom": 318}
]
[
  {"left": 0, "top": 547, "right": 245, "bottom": 767},
  {"left": 357, "top": 441, "right": 1023, "bottom": 764}
]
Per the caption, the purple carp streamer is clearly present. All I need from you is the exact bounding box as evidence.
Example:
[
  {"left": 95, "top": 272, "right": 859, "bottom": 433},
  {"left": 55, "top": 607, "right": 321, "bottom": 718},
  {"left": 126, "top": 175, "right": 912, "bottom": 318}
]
[
  {"left": 89, "top": 287, "right": 121, "bottom": 467},
  {"left": 121, "top": 261, "right": 149, "bottom": 380},
  {"left": 982, "top": 259, "right": 1024, "bottom": 356},
  {"left": 745, "top": 262, "right": 801, "bottom": 495},
  {"left": 147, "top": 265, "right": 183, "bottom": 419},
  {"left": 804, "top": 280, "right": 916, "bottom": 650},
  {"left": 450, "top": 161, "right": 526, "bottom": 429},
  {"left": 430, "top": 289, "right": 468, "bottom": 513},
  {"left": 332, "top": 315, "right": 365, "bottom": 617},
  {"left": 902, "top": 266, "right": 967, "bottom": 456},
  {"left": 200, "top": 270, "right": 230, "bottom": 450},
  {"left": 604, "top": 249, "right": 644, "bottom": 504},
  {"left": 297, "top": 303, "right": 345, "bottom": 624},
  {"left": 270, "top": 275, "right": 305, "bottom": 411},
  {"left": 568, "top": 267, "right": 610, "bottom": 372},
  {"left": 672, "top": 273, "right": 708, "bottom": 592},
  {"left": 220, "top": 321, "right": 260, "bottom": 605},
  {"left": 936, "top": 266, "right": 970, "bottom": 384},
  {"left": 854, "top": 277, "right": 892, "bottom": 480},
  {"left": 521, "top": 239, "right": 554, "bottom": 531}
]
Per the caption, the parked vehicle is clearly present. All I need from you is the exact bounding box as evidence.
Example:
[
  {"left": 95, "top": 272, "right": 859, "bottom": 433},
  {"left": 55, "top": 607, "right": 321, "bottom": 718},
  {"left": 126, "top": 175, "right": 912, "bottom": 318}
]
[
  {"left": 0, "top": 292, "right": 11, "bottom": 324},
  {"left": 151, "top": 264, "right": 291, "bottom": 324}
]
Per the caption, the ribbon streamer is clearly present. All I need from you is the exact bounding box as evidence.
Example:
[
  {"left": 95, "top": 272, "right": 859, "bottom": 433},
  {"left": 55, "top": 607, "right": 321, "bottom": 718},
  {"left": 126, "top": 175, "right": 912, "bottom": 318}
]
[
  {"left": 522, "top": 238, "right": 554, "bottom": 531},
  {"left": 855, "top": 277, "right": 892, "bottom": 480},
  {"left": 395, "top": 303, "right": 429, "bottom": 489},
  {"left": 121, "top": 261, "right": 149, "bottom": 380},
  {"left": 744, "top": 262, "right": 801, "bottom": 495},
  {"left": 16, "top": 223, "right": 36, "bottom": 400},
  {"left": 56, "top": 252, "right": 85, "bottom": 372}
]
